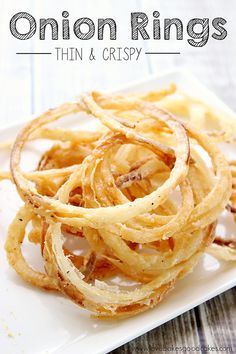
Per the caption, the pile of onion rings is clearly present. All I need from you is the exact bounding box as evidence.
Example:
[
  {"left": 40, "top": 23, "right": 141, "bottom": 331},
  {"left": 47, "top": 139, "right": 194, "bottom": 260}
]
[{"left": 2, "top": 85, "right": 235, "bottom": 319}]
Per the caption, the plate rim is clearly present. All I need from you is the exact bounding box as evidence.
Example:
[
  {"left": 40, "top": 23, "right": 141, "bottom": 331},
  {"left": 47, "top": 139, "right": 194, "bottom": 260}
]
[{"left": 1, "top": 67, "right": 235, "bottom": 134}]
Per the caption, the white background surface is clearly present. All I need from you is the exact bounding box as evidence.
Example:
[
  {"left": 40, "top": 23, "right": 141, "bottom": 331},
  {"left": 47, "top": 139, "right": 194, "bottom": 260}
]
[{"left": 1, "top": 0, "right": 236, "bottom": 124}]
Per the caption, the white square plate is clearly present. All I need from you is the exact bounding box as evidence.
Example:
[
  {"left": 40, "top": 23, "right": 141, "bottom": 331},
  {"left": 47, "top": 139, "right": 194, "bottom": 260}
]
[{"left": 0, "top": 70, "right": 236, "bottom": 354}]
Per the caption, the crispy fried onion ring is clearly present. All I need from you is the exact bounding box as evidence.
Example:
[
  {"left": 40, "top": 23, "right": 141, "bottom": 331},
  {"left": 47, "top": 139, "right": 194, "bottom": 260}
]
[
  {"left": 4, "top": 89, "right": 232, "bottom": 319},
  {"left": 207, "top": 161, "right": 236, "bottom": 261}
]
